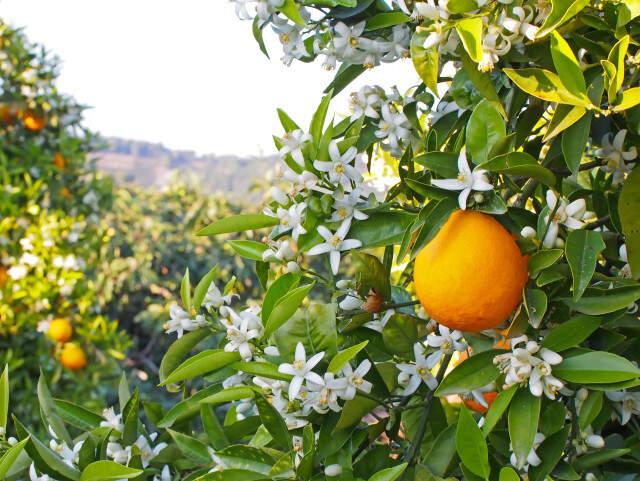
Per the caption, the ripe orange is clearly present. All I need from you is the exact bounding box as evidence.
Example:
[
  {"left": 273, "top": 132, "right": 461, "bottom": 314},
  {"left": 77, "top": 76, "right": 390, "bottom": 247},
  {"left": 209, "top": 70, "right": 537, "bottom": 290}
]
[
  {"left": 54, "top": 152, "right": 66, "bottom": 169},
  {"left": 414, "top": 210, "right": 528, "bottom": 332},
  {"left": 22, "top": 110, "right": 45, "bottom": 131},
  {"left": 60, "top": 343, "right": 87, "bottom": 370},
  {"left": 0, "top": 266, "right": 7, "bottom": 287},
  {"left": 48, "top": 318, "right": 73, "bottom": 343},
  {"left": 465, "top": 391, "right": 498, "bottom": 413}
]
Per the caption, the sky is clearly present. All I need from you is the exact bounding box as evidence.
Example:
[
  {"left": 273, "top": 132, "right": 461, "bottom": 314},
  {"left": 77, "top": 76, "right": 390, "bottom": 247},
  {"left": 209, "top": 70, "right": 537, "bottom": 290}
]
[{"left": 1, "top": 0, "right": 419, "bottom": 156}]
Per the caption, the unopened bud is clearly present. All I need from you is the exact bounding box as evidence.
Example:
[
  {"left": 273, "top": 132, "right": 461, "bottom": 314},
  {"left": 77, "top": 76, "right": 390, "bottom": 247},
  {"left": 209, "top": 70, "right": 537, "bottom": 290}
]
[
  {"left": 324, "top": 464, "right": 343, "bottom": 477},
  {"left": 520, "top": 226, "right": 537, "bottom": 239}
]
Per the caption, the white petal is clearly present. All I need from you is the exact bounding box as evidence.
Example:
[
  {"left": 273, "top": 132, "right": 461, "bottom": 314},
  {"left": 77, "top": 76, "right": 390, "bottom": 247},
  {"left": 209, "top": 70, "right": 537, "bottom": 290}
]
[
  {"left": 431, "top": 178, "right": 466, "bottom": 191},
  {"left": 458, "top": 188, "right": 471, "bottom": 210},
  {"left": 330, "top": 250, "right": 341, "bottom": 275},
  {"left": 295, "top": 342, "right": 306, "bottom": 362}
]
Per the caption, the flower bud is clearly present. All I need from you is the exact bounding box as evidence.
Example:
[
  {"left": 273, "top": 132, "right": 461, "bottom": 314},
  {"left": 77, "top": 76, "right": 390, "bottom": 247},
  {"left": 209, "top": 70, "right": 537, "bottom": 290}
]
[
  {"left": 554, "top": 238, "right": 565, "bottom": 248},
  {"left": 264, "top": 345, "right": 280, "bottom": 356},
  {"left": 473, "top": 192, "right": 484, "bottom": 203},
  {"left": 520, "top": 226, "right": 537, "bottom": 239},
  {"left": 7, "top": 437, "right": 17, "bottom": 446},
  {"left": 286, "top": 261, "right": 301, "bottom": 273},
  {"left": 324, "top": 464, "right": 343, "bottom": 477}
]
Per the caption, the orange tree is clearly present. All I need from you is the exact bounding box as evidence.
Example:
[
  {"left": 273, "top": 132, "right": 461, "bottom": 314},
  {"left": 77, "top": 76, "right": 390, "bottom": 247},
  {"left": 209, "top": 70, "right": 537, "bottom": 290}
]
[
  {"left": 2, "top": 1, "right": 640, "bottom": 480},
  {"left": 0, "top": 20, "right": 128, "bottom": 425}
]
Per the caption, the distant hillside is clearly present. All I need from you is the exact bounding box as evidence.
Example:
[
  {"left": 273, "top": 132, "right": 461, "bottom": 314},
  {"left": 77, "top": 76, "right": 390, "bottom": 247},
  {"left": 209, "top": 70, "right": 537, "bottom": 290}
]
[{"left": 93, "top": 138, "right": 278, "bottom": 198}]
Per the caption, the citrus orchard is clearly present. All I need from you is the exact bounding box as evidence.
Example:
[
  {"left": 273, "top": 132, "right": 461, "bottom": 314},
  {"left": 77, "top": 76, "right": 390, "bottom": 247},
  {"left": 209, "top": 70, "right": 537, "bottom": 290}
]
[{"left": 414, "top": 210, "right": 528, "bottom": 332}]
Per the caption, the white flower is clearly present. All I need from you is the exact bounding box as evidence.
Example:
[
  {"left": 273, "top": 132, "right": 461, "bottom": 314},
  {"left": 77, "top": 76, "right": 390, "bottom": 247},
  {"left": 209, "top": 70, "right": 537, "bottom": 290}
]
[
  {"left": 305, "top": 372, "right": 342, "bottom": 414},
  {"left": 501, "top": 6, "right": 539, "bottom": 41},
  {"left": 478, "top": 25, "right": 511, "bottom": 72},
  {"left": 163, "top": 305, "right": 207, "bottom": 338},
  {"left": 223, "top": 312, "right": 263, "bottom": 361},
  {"left": 339, "top": 294, "right": 364, "bottom": 311},
  {"left": 422, "top": 21, "right": 447, "bottom": 50},
  {"left": 203, "top": 282, "right": 237, "bottom": 309},
  {"left": 375, "top": 103, "right": 411, "bottom": 153},
  {"left": 29, "top": 464, "right": 53, "bottom": 481},
  {"left": 262, "top": 239, "right": 297, "bottom": 263},
  {"left": 307, "top": 218, "right": 362, "bottom": 275},
  {"left": 270, "top": 202, "right": 307, "bottom": 241},
  {"left": 153, "top": 465, "right": 172, "bottom": 481},
  {"left": 107, "top": 441, "right": 131, "bottom": 464},
  {"left": 333, "top": 359, "right": 373, "bottom": 400},
  {"left": 253, "top": 376, "right": 287, "bottom": 398},
  {"left": 542, "top": 191, "right": 587, "bottom": 248},
  {"left": 278, "top": 342, "right": 325, "bottom": 399},
  {"left": 330, "top": 188, "right": 369, "bottom": 223},
  {"left": 101, "top": 406, "right": 123, "bottom": 432},
  {"left": 605, "top": 390, "right": 640, "bottom": 425},
  {"left": 272, "top": 18, "right": 309, "bottom": 65},
  {"left": 135, "top": 434, "right": 167, "bottom": 468},
  {"left": 333, "top": 22, "right": 366, "bottom": 61},
  {"left": 412, "top": 0, "right": 449, "bottom": 21},
  {"left": 364, "top": 309, "right": 394, "bottom": 332},
  {"left": 427, "top": 100, "right": 464, "bottom": 126},
  {"left": 349, "top": 86, "right": 382, "bottom": 121},
  {"left": 431, "top": 150, "right": 494, "bottom": 210},
  {"left": 283, "top": 169, "right": 320, "bottom": 196},
  {"left": 595, "top": 130, "right": 637, "bottom": 185},
  {"left": 619, "top": 244, "right": 632, "bottom": 278},
  {"left": 231, "top": 0, "right": 253, "bottom": 20},
  {"left": 396, "top": 342, "right": 438, "bottom": 395},
  {"left": 574, "top": 426, "right": 605, "bottom": 455},
  {"left": 50, "top": 439, "right": 83, "bottom": 467},
  {"left": 510, "top": 432, "right": 545, "bottom": 470},
  {"left": 313, "top": 141, "right": 363, "bottom": 189},
  {"left": 255, "top": 0, "right": 285, "bottom": 21},
  {"left": 19, "top": 252, "right": 39, "bottom": 267},
  {"left": 426, "top": 325, "right": 467, "bottom": 365},
  {"left": 8, "top": 264, "right": 27, "bottom": 280},
  {"left": 278, "top": 129, "right": 312, "bottom": 166},
  {"left": 494, "top": 337, "right": 564, "bottom": 399},
  {"left": 383, "top": 25, "right": 411, "bottom": 61}
]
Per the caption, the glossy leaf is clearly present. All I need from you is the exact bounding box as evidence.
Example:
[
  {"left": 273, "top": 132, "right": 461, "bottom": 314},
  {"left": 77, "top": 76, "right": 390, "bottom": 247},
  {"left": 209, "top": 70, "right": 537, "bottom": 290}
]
[
  {"left": 228, "top": 240, "right": 268, "bottom": 261},
  {"left": 554, "top": 351, "right": 640, "bottom": 383},
  {"left": 455, "top": 17, "right": 483, "bottom": 63},
  {"left": 410, "top": 31, "right": 438, "bottom": 94},
  {"left": 565, "top": 230, "right": 605, "bottom": 301},
  {"left": 80, "top": 461, "right": 142, "bottom": 481},
  {"left": 482, "top": 152, "right": 556, "bottom": 186},
  {"left": 528, "top": 425, "right": 570, "bottom": 481},
  {"left": 264, "top": 282, "right": 315, "bottom": 338},
  {"left": 159, "top": 328, "right": 210, "bottom": 384},
  {"left": 435, "top": 350, "right": 502, "bottom": 396},
  {"left": 456, "top": 407, "right": 490, "bottom": 479},
  {"left": 482, "top": 386, "right": 517, "bottom": 436},
  {"left": 255, "top": 394, "right": 292, "bottom": 450},
  {"left": 466, "top": 99, "right": 506, "bottom": 164},
  {"left": 504, "top": 68, "right": 590, "bottom": 107},
  {"left": 508, "top": 389, "right": 541, "bottom": 470},
  {"left": 536, "top": 0, "right": 590, "bottom": 38},
  {"left": 159, "top": 350, "right": 241, "bottom": 386},
  {"left": 327, "top": 341, "right": 369, "bottom": 373},
  {"left": 197, "top": 214, "right": 278, "bottom": 236},
  {"left": 540, "top": 315, "right": 601, "bottom": 352},
  {"left": 561, "top": 286, "right": 640, "bottom": 314},
  {"left": 619, "top": 167, "right": 640, "bottom": 278}
]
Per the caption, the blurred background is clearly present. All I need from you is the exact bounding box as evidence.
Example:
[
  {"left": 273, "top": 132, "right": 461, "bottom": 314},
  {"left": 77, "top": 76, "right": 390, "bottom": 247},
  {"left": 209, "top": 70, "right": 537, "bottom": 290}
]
[{"left": 0, "top": 0, "right": 416, "bottom": 431}]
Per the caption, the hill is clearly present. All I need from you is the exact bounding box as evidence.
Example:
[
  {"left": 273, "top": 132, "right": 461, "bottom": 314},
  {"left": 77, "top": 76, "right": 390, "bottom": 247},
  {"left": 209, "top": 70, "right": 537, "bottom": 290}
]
[{"left": 94, "top": 138, "right": 277, "bottom": 198}]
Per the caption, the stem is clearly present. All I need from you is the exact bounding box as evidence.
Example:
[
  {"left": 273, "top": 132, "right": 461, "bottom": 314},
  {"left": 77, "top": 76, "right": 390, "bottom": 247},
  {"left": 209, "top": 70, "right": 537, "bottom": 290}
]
[
  {"left": 514, "top": 179, "right": 539, "bottom": 208},
  {"left": 338, "top": 300, "right": 421, "bottom": 318},
  {"left": 585, "top": 215, "right": 610, "bottom": 230},
  {"left": 405, "top": 353, "right": 452, "bottom": 466}
]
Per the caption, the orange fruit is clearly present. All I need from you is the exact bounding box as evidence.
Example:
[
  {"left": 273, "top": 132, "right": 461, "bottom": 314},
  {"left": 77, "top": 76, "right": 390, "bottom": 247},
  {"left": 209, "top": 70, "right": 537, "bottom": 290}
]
[
  {"left": 464, "top": 391, "right": 498, "bottom": 413},
  {"left": 0, "top": 266, "right": 7, "bottom": 287},
  {"left": 54, "top": 152, "right": 66, "bottom": 169},
  {"left": 22, "top": 110, "right": 45, "bottom": 131},
  {"left": 48, "top": 318, "right": 73, "bottom": 343},
  {"left": 414, "top": 210, "right": 528, "bottom": 332},
  {"left": 60, "top": 343, "right": 87, "bottom": 370}
]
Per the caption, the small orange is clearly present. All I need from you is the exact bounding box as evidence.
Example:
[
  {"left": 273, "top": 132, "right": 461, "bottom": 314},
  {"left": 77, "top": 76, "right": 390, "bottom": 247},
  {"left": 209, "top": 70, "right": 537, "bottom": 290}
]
[
  {"left": 0, "top": 266, "right": 8, "bottom": 287},
  {"left": 48, "top": 318, "right": 73, "bottom": 343},
  {"left": 22, "top": 110, "right": 45, "bottom": 131},
  {"left": 464, "top": 391, "right": 498, "bottom": 413},
  {"left": 54, "top": 152, "right": 66, "bottom": 169},
  {"left": 414, "top": 210, "right": 528, "bottom": 332},
  {"left": 60, "top": 343, "right": 87, "bottom": 370}
]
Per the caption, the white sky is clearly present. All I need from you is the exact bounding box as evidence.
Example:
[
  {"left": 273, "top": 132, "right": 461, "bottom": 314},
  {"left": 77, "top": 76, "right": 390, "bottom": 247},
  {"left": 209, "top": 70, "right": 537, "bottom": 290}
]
[{"left": 1, "top": 0, "right": 419, "bottom": 156}]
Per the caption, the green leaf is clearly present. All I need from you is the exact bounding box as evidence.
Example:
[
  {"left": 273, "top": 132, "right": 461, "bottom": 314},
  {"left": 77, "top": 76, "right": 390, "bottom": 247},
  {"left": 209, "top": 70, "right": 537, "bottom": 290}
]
[
  {"left": 618, "top": 0, "right": 640, "bottom": 26},
  {"left": 118, "top": 372, "right": 130, "bottom": 410},
  {"left": 352, "top": 251, "right": 391, "bottom": 300},
  {"left": 121, "top": 388, "right": 138, "bottom": 445},
  {"left": 460, "top": 50, "right": 506, "bottom": 118},
  {"left": 456, "top": 407, "right": 490, "bottom": 479},
  {"left": 455, "top": 17, "right": 483, "bottom": 63},
  {"left": 181, "top": 268, "right": 192, "bottom": 312},
  {"left": 201, "top": 386, "right": 256, "bottom": 405},
  {"left": 252, "top": 17, "right": 269, "bottom": 59},
  {"left": 54, "top": 399, "right": 103, "bottom": 430},
  {"left": 255, "top": 394, "right": 292, "bottom": 450},
  {"left": 504, "top": 68, "right": 590, "bottom": 107},
  {"left": 382, "top": 314, "right": 418, "bottom": 356},
  {"left": 561, "top": 286, "right": 640, "bottom": 314},
  {"left": 524, "top": 288, "right": 547, "bottom": 329},
  {"left": 327, "top": 341, "right": 369, "bottom": 373},
  {"left": 554, "top": 351, "right": 640, "bottom": 383},
  {"left": 364, "top": 12, "right": 410, "bottom": 31},
  {"left": 447, "top": 0, "right": 479, "bottom": 13},
  {"left": 324, "top": 64, "right": 365, "bottom": 97},
  {"left": 310, "top": 92, "right": 332, "bottom": 145},
  {"left": 0, "top": 365, "right": 8, "bottom": 432},
  {"left": 528, "top": 425, "right": 570, "bottom": 481},
  {"left": 159, "top": 328, "right": 210, "bottom": 384},
  {"left": 197, "top": 214, "right": 278, "bottom": 236},
  {"left": 368, "top": 463, "right": 408, "bottom": 481},
  {"left": 0, "top": 437, "right": 29, "bottom": 479},
  {"left": 482, "top": 386, "right": 517, "bottom": 436},
  {"left": 228, "top": 240, "right": 268, "bottom": 261},
  {"left": 280, "top": 0, "right": 305, "bottom": 25},
  {"left": 482, "top": 152, "right": 556, "bottom": 187},
  {"left": 350, "top": 212, "right": 415, "bottom": 248},
  {"left": 536, "top": 0, "right": 590, "bottom": 38},
  {"left": 411, "top": 31, "right": 438, "bottom": 94},
  {"left": 424, "top": 424, "right": 457, "bottom": 476},
  {"left": 550, "top": 31, "right": 586, "bottom": 95},
  {"left": 466, "top": 99, "right": 506, "bottom": 164},
  {"left": 606, "top": 35, "right": 630, "bottom": 104},
  {"left": 436, "top": 350, "right": 502, "bottom": 397},
  {"left": 193, "top": 266, "right": 219, "bottom": 311},
  {"left": 619, "top": 167, "right": 640, "bottom": 278},
  {"left": 277, "top": 108, "right": 300, "bottom": 132},
  {"left": 414, "top": 152, "right": 459, "bottom": 178},
  {"left": 196, "top": 469, "right": 270, "bottom": 481},
  {"left": 157, "top": 385, "right": 220, "bottom": 428},
  {"left": 264, "top": 282, "right": 315, "bottom": 338},
  {"left": 578, "top": 391, "right": 603, "bottom": 430},
  {"left": 561, "top": 111, "right": 592, "bottom": 173},
  {"left": 528, "top": 249, "right": 563, "bottom": 278},
  {"left": 38, "top": 371, "right": 72, "bottom": 445},
  {"left": 612, "top": 87, "right": 640, "bottom": 111},
  {"left": 262, "top": 273, "right": 300, "bottom": 322},
  {"left": 499, "top": 467, "right": 520, "bottom": 481},
  {"left": 573, "top": 449, "right": 630, "bottom": 471},
  {"left": 80, "top": 460, "right": 143, "bottom": 481},
  {"left": 540, "top": 315, "right": 601, "bottom": 352},
  {"left": 230, "top": 361, "right": 293, "bottom": 381},
  {"left": 168, "top": 429, "right": 211, "bottom": 464},
  {"left": 565, "top": 230, "right": 605, "bottom": 301},
  {"left": 508, "top": 389, "right": 541, "bottom": 470},
  {"left": 273, "top": 303, "right": 338, "bottom": 359},
  {"left": 201, "top": 404, "right": 229, "bottom": 450},
  {"left": 159, "top": 350, "right": 241, "bottom": 386}
]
